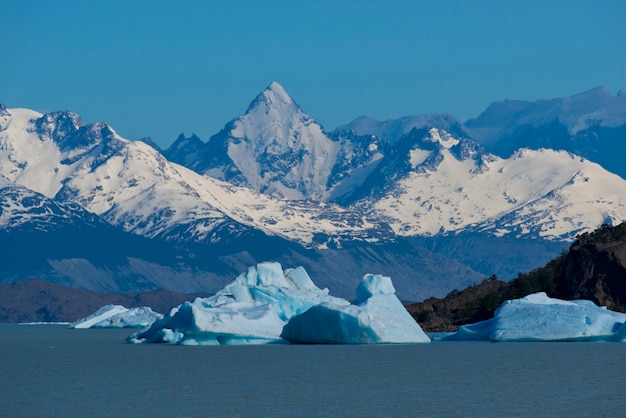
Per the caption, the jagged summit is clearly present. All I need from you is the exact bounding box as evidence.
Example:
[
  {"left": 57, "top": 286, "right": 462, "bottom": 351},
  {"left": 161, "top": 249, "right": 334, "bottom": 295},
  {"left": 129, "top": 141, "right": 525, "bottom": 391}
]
[{"left": 35, "top": 111, "right": 84, "bottom": 144}]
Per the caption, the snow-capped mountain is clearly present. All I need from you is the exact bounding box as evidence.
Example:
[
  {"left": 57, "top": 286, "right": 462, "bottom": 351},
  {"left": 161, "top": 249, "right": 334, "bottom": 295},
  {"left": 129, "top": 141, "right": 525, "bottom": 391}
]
[
  {"left": 159, "top": 83, "right": 626, "bottom": 244},
  {"left": 465, "top": 87, "right": 626, "bottom": 179},
  {"left": 165, "top": 82, "right": 341, "bottom": 200},
  {"left": 349, "top": 127, "right": 626, "bottom": 241},
  {"left": 0, "top": 105, "right": 392, "bottom": 249},
  {"left": 0, "top": 176, "right": 102, "bottom": 231},
  {"left": 2, "top": 83, "right": 625, "bottom": 301},
  {"left": 164, "top": 84, "right": 476, "bottom": 204}
]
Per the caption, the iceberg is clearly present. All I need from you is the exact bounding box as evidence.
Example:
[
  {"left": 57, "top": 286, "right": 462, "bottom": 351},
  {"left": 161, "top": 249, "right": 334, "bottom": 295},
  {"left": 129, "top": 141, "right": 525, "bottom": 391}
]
[
  {"left": 437, "top": 292, "right": 626, "bottom": 342},
  {"left": 281, "top": 274, "right": 430, "bottom": 344},
  {"left": 70, "top": 305, "right": 162, "bottom": 329},
  {"left": 126, "top": 262, "right": 430, "bottom": 345}
]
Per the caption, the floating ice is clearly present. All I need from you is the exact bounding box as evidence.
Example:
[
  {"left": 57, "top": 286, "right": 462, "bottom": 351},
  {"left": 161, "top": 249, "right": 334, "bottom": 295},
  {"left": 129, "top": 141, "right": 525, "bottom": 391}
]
[
  {"left": 70, "top": 305, "right": 161, "bottom": 329},
  {"left": 126, "top": 262, "right": 430, "bottom": 345},
  {"left": 281, "top": 274, "right": 430, "bottom": 343},
  {"left": 437, "top": 292, "right": 626, "bottom": 342}
]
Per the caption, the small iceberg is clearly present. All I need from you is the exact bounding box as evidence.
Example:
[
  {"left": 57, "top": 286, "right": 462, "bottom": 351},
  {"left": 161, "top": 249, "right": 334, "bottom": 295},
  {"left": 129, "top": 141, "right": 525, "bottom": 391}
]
[
  {"left": 126, "top": 262, "right": 430, "bottom": 345},
  {"left": 437, "top": 292, "right": 626, "bottom": 342},
  {"left": 70, "top": 305, "right": 162, "bottom": 329}
]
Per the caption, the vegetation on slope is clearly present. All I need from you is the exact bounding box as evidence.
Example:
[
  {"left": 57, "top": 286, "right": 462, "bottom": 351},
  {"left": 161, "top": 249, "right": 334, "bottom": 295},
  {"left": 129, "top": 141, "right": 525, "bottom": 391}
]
[{"left": 408, "top": 223, "right": 626, "bottom": 331}]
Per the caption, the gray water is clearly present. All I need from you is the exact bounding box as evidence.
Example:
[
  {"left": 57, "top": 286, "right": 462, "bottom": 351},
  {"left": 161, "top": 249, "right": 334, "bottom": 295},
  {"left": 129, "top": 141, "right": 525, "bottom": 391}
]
[{"left": 1, "top": 324, "right": 625, "bottom": 417}]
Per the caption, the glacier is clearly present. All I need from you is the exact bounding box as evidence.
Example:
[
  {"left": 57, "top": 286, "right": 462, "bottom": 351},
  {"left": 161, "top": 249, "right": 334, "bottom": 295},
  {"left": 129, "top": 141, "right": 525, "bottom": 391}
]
[
  {"left": 70, "top": 305, "right": 162, "bottom": 329},
  {"left": 126, "top": 262, "right": 430, "bottom": 345},
  {"left": 436, "top": 292, "right": 626, "bottom": 342}
]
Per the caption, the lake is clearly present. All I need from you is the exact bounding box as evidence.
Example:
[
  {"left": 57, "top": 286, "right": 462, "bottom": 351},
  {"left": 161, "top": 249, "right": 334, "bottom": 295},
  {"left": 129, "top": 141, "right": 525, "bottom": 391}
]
[{"left": 0, "top": 324, "right": 624, "bottom": 417}]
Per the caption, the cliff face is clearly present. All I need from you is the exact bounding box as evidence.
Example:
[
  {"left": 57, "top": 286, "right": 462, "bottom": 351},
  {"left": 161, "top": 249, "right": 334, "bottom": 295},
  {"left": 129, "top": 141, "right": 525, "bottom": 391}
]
[{"left": 556, "top": 223, "right": 626, "bottom": 312}]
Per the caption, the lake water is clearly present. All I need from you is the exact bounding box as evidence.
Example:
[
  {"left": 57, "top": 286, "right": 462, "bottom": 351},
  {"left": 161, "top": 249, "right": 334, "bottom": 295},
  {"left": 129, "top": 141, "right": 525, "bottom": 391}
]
[{"left": 1, "top": 324, "right": 625, "bottom": 417}]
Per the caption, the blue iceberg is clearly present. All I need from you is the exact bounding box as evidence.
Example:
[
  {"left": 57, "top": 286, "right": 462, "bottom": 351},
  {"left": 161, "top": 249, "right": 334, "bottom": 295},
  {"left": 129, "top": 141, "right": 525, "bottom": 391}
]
[
  {"left": 126, "top": 262, "right": 430, "bottom": 345},
  {"left": 437, "top": 292, "right": 626, "bottom": 342},
  {"left": 281, "top": 274, "right": 430, "bottom": 343}
]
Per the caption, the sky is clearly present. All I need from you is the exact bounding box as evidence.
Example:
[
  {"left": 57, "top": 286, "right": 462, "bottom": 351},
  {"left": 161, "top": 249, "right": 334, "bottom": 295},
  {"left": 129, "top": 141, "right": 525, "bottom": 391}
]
[{"left": 1, "top": 1, "right": 624, "bottom": 148}]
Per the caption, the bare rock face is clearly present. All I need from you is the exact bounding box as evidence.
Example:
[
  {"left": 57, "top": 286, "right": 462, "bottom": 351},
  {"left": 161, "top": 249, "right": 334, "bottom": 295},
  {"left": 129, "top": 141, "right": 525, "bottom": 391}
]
[{"left": 556, "top": 223, "right": 626, "bottom": 312}]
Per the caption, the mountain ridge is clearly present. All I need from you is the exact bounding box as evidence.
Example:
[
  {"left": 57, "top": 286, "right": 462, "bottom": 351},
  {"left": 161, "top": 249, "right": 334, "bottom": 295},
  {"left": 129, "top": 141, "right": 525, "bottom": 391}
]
[{"left": 1, "top": 83, "right": 625, "bottom": 304}]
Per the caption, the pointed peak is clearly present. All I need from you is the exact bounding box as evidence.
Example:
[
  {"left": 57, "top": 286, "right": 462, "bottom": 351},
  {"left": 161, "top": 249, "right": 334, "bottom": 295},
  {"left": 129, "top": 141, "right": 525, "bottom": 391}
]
[
  {"left": 266, "top": 81, "right": 289, "bottom": 96},
  {"left": 245, "top": 82, "right": 297, "bottom": 114},
  {"left": 262, "top": 81, "right": 294, "bottom": 105}
]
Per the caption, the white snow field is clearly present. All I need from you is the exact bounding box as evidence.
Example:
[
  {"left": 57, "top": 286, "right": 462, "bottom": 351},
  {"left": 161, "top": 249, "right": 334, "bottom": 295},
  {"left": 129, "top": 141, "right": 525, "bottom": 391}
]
[
  {"left": 126, "top": 262, "right": 430, "bottom": 345},
  {"left": 436, "top": 292, "right": 626, "bottom": 342},
  {"left": 70, "top": 305, "right": 162, "bottom": 329}
]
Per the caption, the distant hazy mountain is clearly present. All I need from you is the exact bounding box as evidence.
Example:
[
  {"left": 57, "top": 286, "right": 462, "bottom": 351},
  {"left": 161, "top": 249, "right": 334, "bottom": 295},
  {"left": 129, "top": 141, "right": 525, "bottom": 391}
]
[
  {"left": 333, "top": 113, "right": 468, "bottom": 145},
  {"left": 464, "top": 87, "right": 626, "bottom": 179}
]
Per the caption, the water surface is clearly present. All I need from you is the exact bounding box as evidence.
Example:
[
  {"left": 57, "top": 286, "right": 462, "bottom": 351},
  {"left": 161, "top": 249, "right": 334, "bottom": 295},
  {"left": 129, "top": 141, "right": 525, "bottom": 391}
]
[{"left": 1, "top": 324, "right": 624, "bottom": 416}]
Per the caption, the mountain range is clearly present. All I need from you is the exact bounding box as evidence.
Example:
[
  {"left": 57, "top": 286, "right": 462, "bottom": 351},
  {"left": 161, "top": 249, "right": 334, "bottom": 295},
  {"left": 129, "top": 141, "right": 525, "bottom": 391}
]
[{"left": 1, "top": 84, "right": 625, "bottom": 304}]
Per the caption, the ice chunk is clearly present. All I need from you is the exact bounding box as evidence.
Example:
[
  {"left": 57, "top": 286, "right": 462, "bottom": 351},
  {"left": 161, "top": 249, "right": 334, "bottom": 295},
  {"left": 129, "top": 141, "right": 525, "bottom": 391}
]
[
  {"left": 126, "top": 262, "right": 349, "bottom": 345},
  {"left": 70, "top": 305, "right": 161, "bottom": 329},
  {"left": 126, "top": 264, "right": 429, "bottom": 345},
  {"left": 438, "top": 292, "right": 626, "bottom": 342},
  {"left": 281, "top": 274, "right": 430, "bottom": 344}
]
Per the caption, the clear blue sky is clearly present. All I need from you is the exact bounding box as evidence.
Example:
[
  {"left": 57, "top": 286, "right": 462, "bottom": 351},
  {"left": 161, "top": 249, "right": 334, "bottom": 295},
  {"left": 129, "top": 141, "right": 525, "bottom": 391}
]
[{"left": 1, "top": 0, "right": 624, "bottom": 148}]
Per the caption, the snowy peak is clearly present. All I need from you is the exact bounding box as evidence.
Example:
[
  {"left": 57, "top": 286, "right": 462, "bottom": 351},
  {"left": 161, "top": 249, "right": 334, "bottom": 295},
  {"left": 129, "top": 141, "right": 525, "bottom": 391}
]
[
  {"left": 245, "top": 81, "right": 297, "bottom": 114},
  {"left": 180, "top": 82, "right": 341, "bottom": 201},
  {"left": 235, "top": 81, "right": 316, "bottom": 139},
  {"left": 35, "top": 111, "right": 84, "bottom": 144},
  {"left": 354, "top": 133, "right": 626, "bottom": 242},
  {"left": 33, "top": 110, "right": 121, "bottom": 153},
  {"left": 424, "top": 128, "right": 459, "bottom": 149}
]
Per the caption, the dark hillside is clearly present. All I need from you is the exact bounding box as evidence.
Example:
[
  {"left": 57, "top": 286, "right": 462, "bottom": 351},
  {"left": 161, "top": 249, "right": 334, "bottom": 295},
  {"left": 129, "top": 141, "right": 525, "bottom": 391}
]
[
  {"left": 0, "top": 279, "right": 204, "bottom": 323},
  {"left": 408, "top": 223, "right": 626, "bottom": 331}
]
